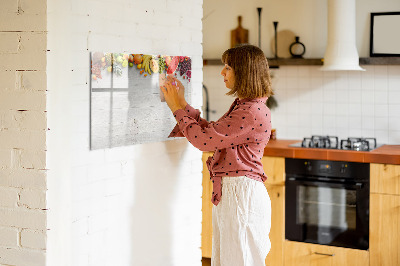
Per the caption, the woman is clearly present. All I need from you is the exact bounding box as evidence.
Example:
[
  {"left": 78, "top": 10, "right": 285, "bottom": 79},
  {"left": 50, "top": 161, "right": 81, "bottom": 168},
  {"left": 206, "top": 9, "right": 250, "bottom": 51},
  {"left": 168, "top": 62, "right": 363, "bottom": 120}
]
[{"left": 161, "top": 44, "right": 273, "bottom": 266}]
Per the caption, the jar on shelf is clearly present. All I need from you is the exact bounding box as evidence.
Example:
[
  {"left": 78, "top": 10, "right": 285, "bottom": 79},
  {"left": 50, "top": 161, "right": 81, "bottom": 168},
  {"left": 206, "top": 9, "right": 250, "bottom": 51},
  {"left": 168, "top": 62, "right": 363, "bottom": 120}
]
[{"left": 289, "top": 36, "right": 306, "bottom": 58}]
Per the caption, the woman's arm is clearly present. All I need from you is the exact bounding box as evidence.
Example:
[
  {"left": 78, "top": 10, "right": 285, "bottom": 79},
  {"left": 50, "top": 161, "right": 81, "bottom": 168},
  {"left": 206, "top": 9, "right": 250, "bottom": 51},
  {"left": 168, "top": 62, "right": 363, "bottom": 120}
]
[
  {"left": 170, "top": 76, "right": 210, "bottom": 126},
  {"left": 162, "top": 78, "right": 262, "bottom": 151},
  {"left": 172, "top": 106, "right": 256, "bottom": 152},
  {"left": 162, "top": 76, "right": 211, "bottom": 137}
]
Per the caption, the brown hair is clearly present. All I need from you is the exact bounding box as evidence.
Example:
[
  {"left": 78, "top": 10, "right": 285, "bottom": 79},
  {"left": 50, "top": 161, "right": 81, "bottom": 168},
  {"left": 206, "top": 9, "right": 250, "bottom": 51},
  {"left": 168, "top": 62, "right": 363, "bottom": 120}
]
[{"left": 221, "top": 44, "right": 273, "bottom": 99}]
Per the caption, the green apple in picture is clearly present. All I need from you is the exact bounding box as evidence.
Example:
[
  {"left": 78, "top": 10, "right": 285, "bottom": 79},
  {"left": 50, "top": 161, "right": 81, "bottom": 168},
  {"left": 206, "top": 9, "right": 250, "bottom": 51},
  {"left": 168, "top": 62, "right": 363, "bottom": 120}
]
[{"left": 159, "top": 73, "right": 166, "bottom": 102}]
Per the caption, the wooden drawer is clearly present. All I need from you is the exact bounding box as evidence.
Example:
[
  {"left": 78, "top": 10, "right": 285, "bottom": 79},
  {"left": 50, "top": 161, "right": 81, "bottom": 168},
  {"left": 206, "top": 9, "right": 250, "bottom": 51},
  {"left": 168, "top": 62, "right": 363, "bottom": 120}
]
[{"left": 284, "top": 241, "right": 369, "bottom": 266}]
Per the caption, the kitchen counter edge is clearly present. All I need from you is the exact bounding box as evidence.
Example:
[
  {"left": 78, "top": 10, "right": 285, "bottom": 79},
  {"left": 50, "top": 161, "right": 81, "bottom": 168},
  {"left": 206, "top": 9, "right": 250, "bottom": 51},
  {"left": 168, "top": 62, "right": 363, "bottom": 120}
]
[{"left": 262, "top": 139, "right": 400, "bottom": 165}]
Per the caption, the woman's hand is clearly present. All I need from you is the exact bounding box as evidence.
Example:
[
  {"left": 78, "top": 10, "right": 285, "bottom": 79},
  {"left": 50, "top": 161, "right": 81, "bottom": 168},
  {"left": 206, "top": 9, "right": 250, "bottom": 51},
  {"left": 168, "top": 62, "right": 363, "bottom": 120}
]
[
  {"left": 167, "top": 75, "right": 187, "bottom": 108},
  {"left": 161, "top": 77, "right": 184, "bottom": 113}
]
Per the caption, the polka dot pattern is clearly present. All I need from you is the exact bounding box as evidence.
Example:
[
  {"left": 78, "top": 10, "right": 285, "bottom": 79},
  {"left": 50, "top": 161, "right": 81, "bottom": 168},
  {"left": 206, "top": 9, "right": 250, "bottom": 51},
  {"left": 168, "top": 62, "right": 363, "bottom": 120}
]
[{"left": 169, "top": 97, "right": 272, "bottom": 206}]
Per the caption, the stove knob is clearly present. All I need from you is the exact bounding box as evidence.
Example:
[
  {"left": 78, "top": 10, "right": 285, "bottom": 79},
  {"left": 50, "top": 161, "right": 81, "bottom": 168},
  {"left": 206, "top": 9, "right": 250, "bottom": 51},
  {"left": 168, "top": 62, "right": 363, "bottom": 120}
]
[{"left": 305, "top": 162, "right": 312, "bottom": 171}]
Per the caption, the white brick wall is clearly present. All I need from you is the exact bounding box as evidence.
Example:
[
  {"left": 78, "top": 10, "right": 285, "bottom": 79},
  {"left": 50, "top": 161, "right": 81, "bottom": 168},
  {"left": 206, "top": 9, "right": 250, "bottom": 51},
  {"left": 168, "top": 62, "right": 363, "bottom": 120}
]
[
  {"left": 0, "top": 0, "right": 48, "bottom": 265},
  {"left": 21, "top": 229, "right": 47, "bottom": 250},
  {"left": 0, "top": 247, "right": 46, "bottom": 266},
  {"left": 0, "top": 227, "right": 19, "bottom": 247},
  {"left": 47, "top": 1, "right": 203, "bottom": 266},
  {"left": 2, "top": 0, "right": 203, "bottom": 264},
  {"left": 0, "top": 187, "right": 19, "bottom": 208}
]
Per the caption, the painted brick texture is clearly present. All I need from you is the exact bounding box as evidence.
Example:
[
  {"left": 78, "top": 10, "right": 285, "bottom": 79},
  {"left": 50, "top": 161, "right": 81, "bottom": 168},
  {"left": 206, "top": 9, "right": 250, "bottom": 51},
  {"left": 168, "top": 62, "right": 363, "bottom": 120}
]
[
  {"left": 0, "top": 227, "right": 19, "bottom": 247},
  {"left": 45, "top": 0, "right": 203, "bottom": 265},
  {"left": 0, "top": 0, "right": 47, "bottom": 264},
  {"left": 2, "top": 0, "right": 203, "bottom": 265},
  {"left": 21, "top": 229, "right": 47, "bottom": 249}
]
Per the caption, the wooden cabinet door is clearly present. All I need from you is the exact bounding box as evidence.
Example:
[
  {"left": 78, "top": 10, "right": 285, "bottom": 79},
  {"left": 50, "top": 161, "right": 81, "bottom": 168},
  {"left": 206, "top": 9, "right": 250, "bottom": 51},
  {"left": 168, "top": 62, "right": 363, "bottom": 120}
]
[
  {"left": 262, "top": 156, "right": 285, "bottom": 265},
  {"left": 370, "top": 163, "right": 400, "bottom": 195},
  {"left": 201, "top": 152, "right": 213, "bottom": 258},
  {"left": 284, "top": 241, "right": 369, "bottom": 266},
  {"left": 370, "top": 193, "right": 400, "bottom": 266},
  {"left": 264, "top": 184, "right": 284, "bottom": 266},
  {"left": 262, "top": 156, "right": 285, "bottom": 186}
]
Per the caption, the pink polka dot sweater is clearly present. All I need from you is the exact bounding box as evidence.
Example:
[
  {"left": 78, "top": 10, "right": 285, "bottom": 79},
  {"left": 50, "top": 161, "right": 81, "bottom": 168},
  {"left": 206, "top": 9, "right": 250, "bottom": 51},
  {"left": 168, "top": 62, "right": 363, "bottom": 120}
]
[{"left": 168, "top": 97, "right": 272, "bottom": 206}]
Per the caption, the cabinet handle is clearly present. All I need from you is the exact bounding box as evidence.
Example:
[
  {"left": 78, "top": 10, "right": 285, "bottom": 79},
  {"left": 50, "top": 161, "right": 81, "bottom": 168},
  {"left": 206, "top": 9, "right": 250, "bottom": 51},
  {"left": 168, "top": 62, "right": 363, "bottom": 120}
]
[{"left": 314, "top": 252, "right": 335, "bottom": 257}]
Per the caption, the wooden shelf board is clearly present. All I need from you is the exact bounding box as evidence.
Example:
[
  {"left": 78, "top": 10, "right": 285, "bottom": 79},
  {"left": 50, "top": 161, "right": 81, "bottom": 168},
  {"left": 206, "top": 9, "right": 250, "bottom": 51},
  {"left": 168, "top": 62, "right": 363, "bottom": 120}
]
[
  {"left": 268, "top": 58, "right": 323, "bottom": 66},
  {"left": 203, "top": 57, "right": 400, "bottom": 67},
  {"left": 203, "top": 58, "right": 323, "bottom": 67},
  {"left": 359, "top": 57, "right": 400, "bottom": 65}
]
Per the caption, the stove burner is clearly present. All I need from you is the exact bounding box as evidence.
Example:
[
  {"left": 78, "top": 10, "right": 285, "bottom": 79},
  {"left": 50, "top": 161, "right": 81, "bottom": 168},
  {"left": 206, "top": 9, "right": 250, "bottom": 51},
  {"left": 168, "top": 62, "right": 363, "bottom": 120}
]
[
  {"left": 295, "top": 136, "right": 379, "bottom": 151},
  {"left": 340, "top": 137, "right": 377, "bottom": 151},
  {"left": 301, "top": 135, "right": 339, "bottom": 149}
]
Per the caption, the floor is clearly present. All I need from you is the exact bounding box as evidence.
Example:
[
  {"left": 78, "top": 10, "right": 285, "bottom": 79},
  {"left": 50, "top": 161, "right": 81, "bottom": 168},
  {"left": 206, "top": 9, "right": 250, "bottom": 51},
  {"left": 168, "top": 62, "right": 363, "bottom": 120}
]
[{"left": 202, "top": 257, "right": 211, "bottom": 266}]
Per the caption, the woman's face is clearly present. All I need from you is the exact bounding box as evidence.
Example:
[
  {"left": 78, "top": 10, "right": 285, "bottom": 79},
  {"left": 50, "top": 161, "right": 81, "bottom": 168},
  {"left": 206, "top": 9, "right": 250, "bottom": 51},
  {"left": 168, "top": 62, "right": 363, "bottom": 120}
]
[{"left": 220, "top": 64, "right": 235, "bottom": 89}]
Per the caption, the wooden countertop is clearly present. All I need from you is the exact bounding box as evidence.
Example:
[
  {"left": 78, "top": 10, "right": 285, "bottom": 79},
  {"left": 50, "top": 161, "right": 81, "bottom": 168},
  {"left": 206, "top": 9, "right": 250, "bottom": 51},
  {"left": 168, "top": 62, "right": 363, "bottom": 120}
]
[{"left": 263, "top": 139, "right": 400, "bottom": 165}]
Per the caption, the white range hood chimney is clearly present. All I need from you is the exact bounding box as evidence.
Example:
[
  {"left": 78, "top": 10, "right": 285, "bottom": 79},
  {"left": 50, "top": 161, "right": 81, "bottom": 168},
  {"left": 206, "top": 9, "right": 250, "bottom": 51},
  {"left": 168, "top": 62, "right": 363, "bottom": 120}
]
[{"left": 320, "top": 0, "right": 365, "bottom": 71}]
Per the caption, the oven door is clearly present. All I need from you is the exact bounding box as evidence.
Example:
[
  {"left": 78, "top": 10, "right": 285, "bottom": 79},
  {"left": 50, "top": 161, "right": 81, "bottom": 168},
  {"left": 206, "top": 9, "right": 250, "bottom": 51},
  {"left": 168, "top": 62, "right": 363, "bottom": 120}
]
[{"left": 285, "top": 177, "right": 369, "bottom": 250}]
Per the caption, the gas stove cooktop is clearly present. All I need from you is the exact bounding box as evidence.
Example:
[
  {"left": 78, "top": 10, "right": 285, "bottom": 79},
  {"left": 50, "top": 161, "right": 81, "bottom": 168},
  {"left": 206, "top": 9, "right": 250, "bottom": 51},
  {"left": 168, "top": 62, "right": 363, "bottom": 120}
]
[{"left": 289, "top": 135, "right": 383, "bottom": 151}]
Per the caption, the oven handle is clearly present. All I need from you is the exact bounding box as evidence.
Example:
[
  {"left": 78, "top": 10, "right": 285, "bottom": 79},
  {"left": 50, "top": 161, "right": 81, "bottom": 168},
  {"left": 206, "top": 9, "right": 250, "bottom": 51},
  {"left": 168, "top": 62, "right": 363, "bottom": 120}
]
[{"left": 286, "top": 177, "right": 364, "bottom": 189}]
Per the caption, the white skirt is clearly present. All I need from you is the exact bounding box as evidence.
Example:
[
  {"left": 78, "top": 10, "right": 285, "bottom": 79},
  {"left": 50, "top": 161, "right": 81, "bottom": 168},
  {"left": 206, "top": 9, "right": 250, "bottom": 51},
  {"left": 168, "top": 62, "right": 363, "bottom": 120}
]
[{"left": 212, "top": 176, "right": 271, "bottom": 266}]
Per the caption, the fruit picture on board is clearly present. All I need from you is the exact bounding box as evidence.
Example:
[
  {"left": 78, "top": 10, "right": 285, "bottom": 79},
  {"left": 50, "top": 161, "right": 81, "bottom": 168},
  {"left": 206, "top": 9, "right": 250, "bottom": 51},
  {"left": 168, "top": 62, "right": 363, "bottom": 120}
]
[
  {"left": 91, "top": 52, "right": 191, "bottom": 81},
  {"left": 90, "top": 52, "right": 192, "bottom": 150}
]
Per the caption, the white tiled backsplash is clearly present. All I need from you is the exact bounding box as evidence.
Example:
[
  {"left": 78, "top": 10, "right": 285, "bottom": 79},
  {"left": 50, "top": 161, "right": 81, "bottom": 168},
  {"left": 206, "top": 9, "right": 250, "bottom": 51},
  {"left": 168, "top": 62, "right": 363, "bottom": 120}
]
[{"left": 203, "top": 65, "right": 400, "bottom": 145}]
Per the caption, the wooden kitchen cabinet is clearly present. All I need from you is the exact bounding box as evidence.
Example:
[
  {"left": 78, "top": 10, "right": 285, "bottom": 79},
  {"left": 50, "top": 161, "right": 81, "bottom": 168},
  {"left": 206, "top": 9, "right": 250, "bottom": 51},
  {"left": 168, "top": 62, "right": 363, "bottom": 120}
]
[
  {"left": 370, "top": 163, "right": 400, "bottom": 266},
  {"left": 284, "top": 241, "right": 369, "bottom": 266},
  {"left": 370, "top": 163, "right": 400, "bottom": 195},
  {"left": 202, "top": 152, "right": 213, "bottom": 258},
  {"left": 261, "top": 156, "right": 285, "bottom": 186},
  {"left": 201, "top": 153, "right": 286, "bottom": 265},
  {"left": 262, "top": 156, "right": 285, "bottom": 266},
  {"left": 264, "top": 184, "right": 285, "bottom": 266},
  {"left": 370, "top": 193, "right": 400, "bottom": 266}
]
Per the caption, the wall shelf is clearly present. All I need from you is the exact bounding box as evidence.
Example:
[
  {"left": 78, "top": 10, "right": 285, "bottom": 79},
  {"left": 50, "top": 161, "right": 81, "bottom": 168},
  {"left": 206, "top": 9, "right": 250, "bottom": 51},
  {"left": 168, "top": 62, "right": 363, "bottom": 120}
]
[
  {"left": 203, "top": 58, "right": 323, "bottom": 67},
  {"left": 268, "top": 58, "right": 323, "bottom": 67},
  {"left": 359, "top": 57, "right": 400, "bottom": 65},
  {"left": 203, "top": 57, "right": 400, "bottom": 67}
]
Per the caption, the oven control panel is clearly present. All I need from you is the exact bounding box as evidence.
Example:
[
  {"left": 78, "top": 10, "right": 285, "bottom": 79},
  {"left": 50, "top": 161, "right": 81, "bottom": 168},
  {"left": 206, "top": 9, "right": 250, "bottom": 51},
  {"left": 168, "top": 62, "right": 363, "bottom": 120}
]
[
  {"left": 286, "top": 158, "right": 369, "bottom": 180},
  {"left": 318, "top": 162, "right": 331, "bottom": 173}
]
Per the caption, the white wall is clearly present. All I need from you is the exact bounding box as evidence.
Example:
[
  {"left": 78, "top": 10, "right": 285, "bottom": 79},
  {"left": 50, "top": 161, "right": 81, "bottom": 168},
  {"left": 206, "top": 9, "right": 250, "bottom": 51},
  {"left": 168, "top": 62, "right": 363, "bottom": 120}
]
[
  {"left": 47, "top": 0, "right": 203, "bottom": 266},
  {"left": 204, "top": 0, "right": 326, "bottom": 59},
  {"left": 203, "top": 0, "right": 400, "bottom": 58},
  {"left": 0, "top": 0, "right": 48, "bottom": 265},
  {"left": 203, "top": 0, "right": 400, "bottom": 145},
  {"left": 271, "top": 65, "right": 400, "bottom": 144},
  {"left": 204, "top": 64, "right": 400, "bottom": 145}
]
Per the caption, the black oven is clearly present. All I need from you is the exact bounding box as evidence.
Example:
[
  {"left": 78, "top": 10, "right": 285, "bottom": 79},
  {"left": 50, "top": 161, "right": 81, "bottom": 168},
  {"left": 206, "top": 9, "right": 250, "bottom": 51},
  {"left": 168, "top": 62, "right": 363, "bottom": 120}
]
[{"left": 285, "top": 158, "right": 369, "bottom": 250}]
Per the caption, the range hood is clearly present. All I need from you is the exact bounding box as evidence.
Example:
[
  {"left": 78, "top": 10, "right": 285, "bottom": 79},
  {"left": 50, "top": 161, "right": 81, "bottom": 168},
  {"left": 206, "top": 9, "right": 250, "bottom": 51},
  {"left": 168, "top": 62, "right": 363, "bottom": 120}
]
[{"left": 320, "top": 0, "right": 365, "bottom": 71}]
